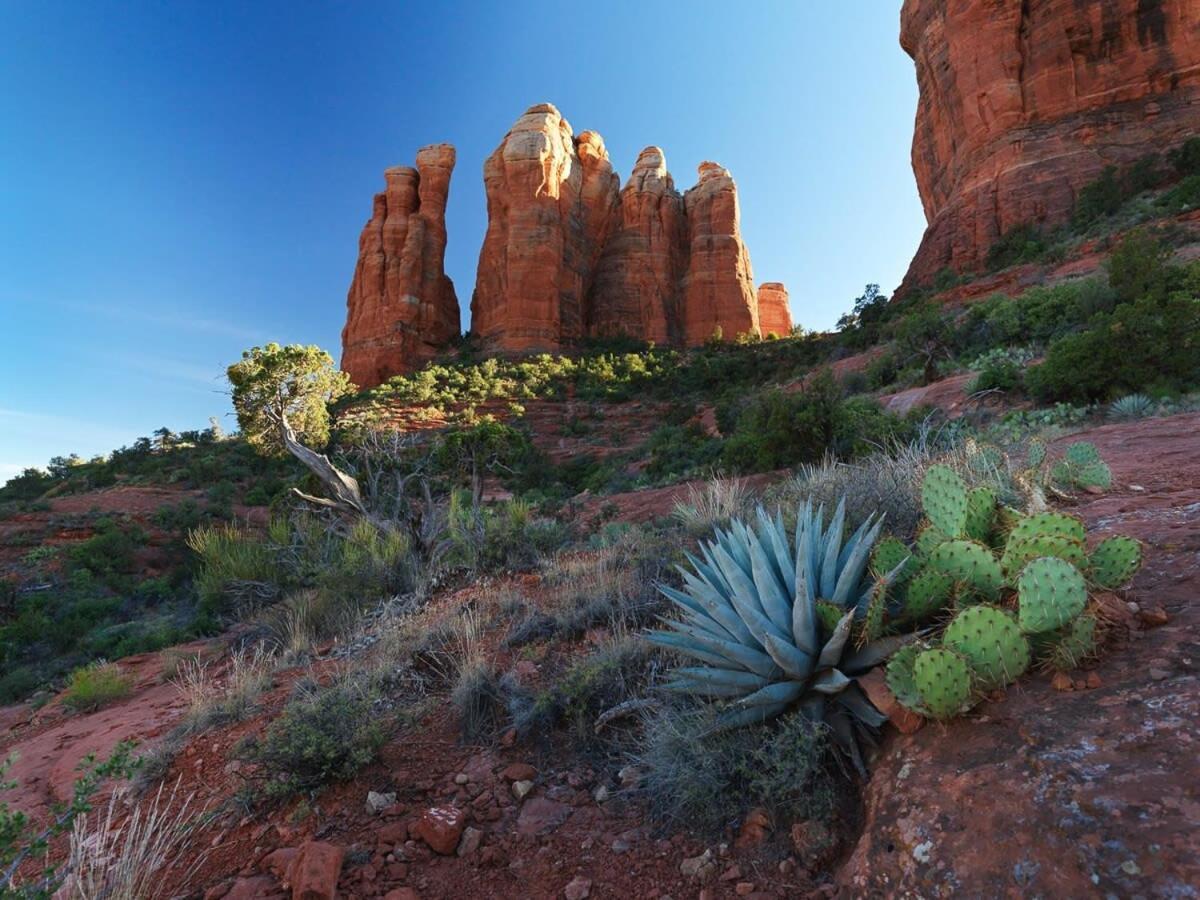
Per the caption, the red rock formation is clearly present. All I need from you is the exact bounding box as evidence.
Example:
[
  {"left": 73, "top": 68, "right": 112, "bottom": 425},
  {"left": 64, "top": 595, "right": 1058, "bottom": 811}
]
[
  {"left": 756, "top": 282, "right": 792, "bottom": 337},
  {"left": 680, "top": 162, "right": 760, "bottom": 344},
  {"left": 900, "top": 0, "right": 1200, "bottom": 290},
  {"left": 340, "top": 145, "right": 459, "bottom": 389},
  {"left": 470, "top": 104, "right": 620, "bottom": 352},
  {"left": 588, "top": 147, "right": 689, "bottom": 345}
]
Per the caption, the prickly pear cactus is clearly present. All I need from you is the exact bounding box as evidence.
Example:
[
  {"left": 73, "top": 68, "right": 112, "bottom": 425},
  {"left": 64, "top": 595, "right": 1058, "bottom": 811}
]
[
  {"left": 1089, "top": 536, "right": 1142, "bottom": 590},
  {"left": 1027, "top": 440, "right": 1046, "bottom": 470},
  {"left": 860, "top": 579, "right": 888, "bottom": 644},
  {"left": 1074, "top": 461, "right": 1113, "bottom": 492},
  {"left": 815, "top": 599, "right": 843, "bottom": 637},
  {"left": 912, "top": 648, "right": 973, "bottom": 720},
  {"left": 1064, "top": 442, "right": 1101, "bottom": 466},
  {"left": 884, "top": 643, "right": 924, "bottom": 712},
  {"left": 963, "top": 486, "right": 997, "bottom": 543},
  {"left": 1001, "top": 532, "right": 1089, "bottom": 579},
  {"left": 900, "top": 568, "right": 955, "bottom": 621},
  {"left": 1017, "top": 556, "right": 1088, "bottom": 634},
  {"left": 942, "top": 605, "right": 1031, "bottom": 690},
  {"left": 1044, "top": 613, "right": 1099, "bottom": 671},
  {"left": 922, "top": 464, "right": 969, "bottom": 539},
  {"left": 915, "top": 525, "right": 949, "bottom": 559},
  {"left": 871, "top": 537, "right": 913, "bottom": 584},
  {"left": 1007, "top": 512, "right": 1086, "bottom": 546},
  {"left": 927, "top": 539, "right": 1005, "bottom": 602}
]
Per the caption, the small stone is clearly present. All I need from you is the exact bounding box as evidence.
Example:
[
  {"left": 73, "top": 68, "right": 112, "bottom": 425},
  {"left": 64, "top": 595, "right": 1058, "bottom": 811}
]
[
  {"left": 1073, "top": 678, "right": 1088, "bottom": 691},
  {"left": 1150, "top": 667, "right": 1170, "bottom": 681},
  {"left": 564, "top": 875, "right": 592, "bottom": 900},
  {"left": 288, "top": 841, "right": 344, "bottom": 900},
  {"left": 1138, "top": 606, "right": 1169, "bottom": 628},
  {"left": 366, "top": 791, "right": 397, "bottom": 814},
  {"left": 611, "top": 838, "right": 631, "bottom": 854},
  {"left": 735, "top": 884, "right": 755, "bottom": 896},
  {"left": 1051, "top": 672, "right": 1075, "bottom": 692},
  {"left": 413, "top": 806, "right": 466, "bottom": 856},
  {"left": 501, "top": 762, "right": 537, "bottom": 782},
  {"left": 454, "top": 773, "right": 470, "bottom": 785},
  {"left": 512, "top": 779, "right": 535, "bottom": 800},
  {"left": 1086, "top": 671, "right": 1102, "bottom": 689},
  {"left": 593, "top": 785, "right": 609, "bottom": 804},
  {"left": 617, "top": 765, "right": 642, "bottom": 788},
  {"left": 457, "top": 826, "right": 483, "bottom": 857},
  {"left": 680, "top": 849, "right": 715, "bottom": 880},
  {"left": 735, "top": 808, "right": 771, "bottom": 848},
  {"left": 720, "top": 864, "right": 742, "bottom": 881}
]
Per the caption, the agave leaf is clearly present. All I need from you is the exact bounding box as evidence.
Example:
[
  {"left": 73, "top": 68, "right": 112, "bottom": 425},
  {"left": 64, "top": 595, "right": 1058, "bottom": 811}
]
[
  {"left": 817, "top": 610, "right": 856, "bottom": 669},
  {"left": 764, "top": 507, "right": 796, "bottom": 590},
  {"left": 674, "top": 667, "right": 770, "bottom": 690},
  {"left": 733, "top": 679, "right": 808, "bottom": 708},
  {"left": 810, "top": 668, "right": 853, "bottom": 695},
  {"left": 659, "top": 679, "right": 749, "bottom": 698},
  {"left": 749, "top": 531, "right": 793, "bottom": 635},
  {"left": 672, "top": 575, "right": 758, "bottom": 646},
  {"left": 831, "top": 515, "right": 885, "bottom": 608},
  {"left": 840, "top": 631, "right": 919, "bottom": 675},
  {"left": 714, "top": 700, "right": 792, "bottom": 731},
  {"left": 826, "top": 706, "right": 867, "bottom": 776},
  {"left": 819, "top": 497, "right": 848, "bottom": 598},
  {"left": 763, "top": 632, "right": 816, "bottom": 680},
  {"left": 837, "top": 683, "right": 888, "bottom": 728},
  {"left": 793, "top": 525, "right": 819, "bottom": 656},
  {"left": 656, "top": 620, "right": 780, "bottom": 677},
  {"left": 644, "top": 631, "right": 737, "bottom": 669},
  {"left": 837, "top": 512, "right": 875, "bottom": 572}
]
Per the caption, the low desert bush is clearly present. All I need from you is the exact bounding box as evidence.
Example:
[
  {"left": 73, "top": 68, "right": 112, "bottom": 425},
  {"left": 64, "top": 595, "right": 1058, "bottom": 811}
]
[
  {"left": 671, "top": 475, "right": 751, "bottom": 535},
  {"left": 633, "top": 705, "right": 835, "bottom": 837},
  {"left": 237, "top": 675, "right": 385, "bottom": 800},
  {"left": 62, "top": 662, "right": 133, "bottom": 713}
]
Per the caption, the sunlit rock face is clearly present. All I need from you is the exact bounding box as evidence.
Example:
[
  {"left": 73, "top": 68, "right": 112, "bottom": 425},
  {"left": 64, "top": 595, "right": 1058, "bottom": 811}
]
[
  {"left": 900, "top": 0, "right": 1200, "bottom": 290},
  {"left": 341, "top": 144, "right": 460, "bottom": 389}
]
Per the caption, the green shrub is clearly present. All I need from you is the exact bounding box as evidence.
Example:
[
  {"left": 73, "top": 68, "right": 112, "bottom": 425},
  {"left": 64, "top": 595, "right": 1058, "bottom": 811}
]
[
  {"left": 1026, "top": 295, "right": 1200, "bottom": 402},
  {"left": 187, "top": 523, "right": 281, "bottom": 615},
  {"left": 1074, "top": 166, "right": 1125, "bottom": 227},
  {"left": 1170, "top": 137, "right": 1200, "bottom": 177},
  {"left": 238, "top": 678, "right": 385, "bottom": 800},
  {"left": 1107, "top": 229, "right": 1171, "bottom": 303},
  {"left": 1157, "top": 174, "right": 1200, "bottom": 214},
  {"left": 643, "top": 423, "right": 722, "bottom": 482},
  {"left": 62, "top": 662, "right": 133, "bottom": 712},
  {"left": 986, "top": 223, "right": 1050, "bottom": 271},
  {"left": 969, "top": 359, "right": 1024, "bottom": 394}
]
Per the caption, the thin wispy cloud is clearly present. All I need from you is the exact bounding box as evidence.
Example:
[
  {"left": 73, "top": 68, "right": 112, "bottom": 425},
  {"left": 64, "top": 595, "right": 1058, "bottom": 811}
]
[{"left": 50, "top": 298, "right": 272, "bottom": 343}]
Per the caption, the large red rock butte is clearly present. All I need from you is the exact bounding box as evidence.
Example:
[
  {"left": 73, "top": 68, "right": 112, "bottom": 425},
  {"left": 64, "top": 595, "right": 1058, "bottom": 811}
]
[
  {"left": 900, "top": 0, "right": 1200, "bottom": 291},
  {"left": 341, "top": 104, "right": 787, "bottom": 383},
  {"left": 340, "top": 144, "right": 460, "bottom": 389}
]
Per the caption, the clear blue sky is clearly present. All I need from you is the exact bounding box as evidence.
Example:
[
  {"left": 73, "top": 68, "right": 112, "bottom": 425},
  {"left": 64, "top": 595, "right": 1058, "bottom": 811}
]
[{"left": 0, "top": 1, "right": 925, "bottom": 480}]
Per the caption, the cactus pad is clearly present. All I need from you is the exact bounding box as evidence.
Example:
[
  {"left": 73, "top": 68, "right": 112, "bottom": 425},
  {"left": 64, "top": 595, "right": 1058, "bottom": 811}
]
[
  {"left": 871, "top": 537, "right": 914, "bottom": 584},
  {"left": 1001, "top": 533, "right": 1089, "bottom": 578},
  {"left": 1044, "top": 613, "right": 1099, "bottom": 671},
  {"left": 915, "top": 525, "right": 949, "bottom": 559},
  {"left": 1064, "top": 442, "right": 1101, "bottom": 466},
  {"left": 1089, "top": 536, "right": 1142, "bottom": 590},
  {"left": 1027, "top": 440, "right": 1046, "bottom": 469},
  {"left": 900, "top": 568, "right": 955, "bottom": 621},
  {"left": 815, "top": 599, "right": 844, "bottom": 637},
  {"left": 913, "top": 648, "right": 973, "bottom": 720},
  {"left": 964, "top": 486, "right": 997, "bottom": 542},
  {"left": 921, "top": 464, "right": 969, "bottom": 539},
  {"left": 942, "top": 605, "right": 1031, "bottom": 690},
  {"left": 860, "top": 579, "right": 888, "bottom": 644},
  {"left": 1017, "top": 556, "right": 1088, "bottom": 634},
  {"left": 885, "top": 644, "right": 924, "bottom": 712},
  {"left": 928, "top": 539, "right": 1005, "bottom": 602},
  {"left": 1007, "top": 512, "right": 1086, "bottom": 546}
]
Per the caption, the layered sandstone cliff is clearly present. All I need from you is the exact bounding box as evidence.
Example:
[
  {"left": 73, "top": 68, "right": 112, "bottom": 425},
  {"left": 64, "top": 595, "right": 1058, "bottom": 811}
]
[
  {"left": 340, "top": 145, "right": 460, "bottom": 389},
  {"left": 901, "top": 0, "right": 1200, "bottom": 290},
  {"left": 756, "top": 282, "right": 793, "bottom": 337}
]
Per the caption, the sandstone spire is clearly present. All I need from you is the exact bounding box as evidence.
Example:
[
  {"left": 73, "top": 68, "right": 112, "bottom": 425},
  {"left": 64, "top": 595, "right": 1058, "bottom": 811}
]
[
  {"left": 340, "top": 144, "right": 459, "bottom": 389},
  {"left": 756, "top": 282, "right": 792, "bottom": 337},
  {"left": 470, "top": 103, "right": 620, "bottom": 351},
  {"left": 587, "top": 146, "right": 688, "bottom": 344},
  {"left": 680, "top": 162, "right": 759, "bottom": 344}
]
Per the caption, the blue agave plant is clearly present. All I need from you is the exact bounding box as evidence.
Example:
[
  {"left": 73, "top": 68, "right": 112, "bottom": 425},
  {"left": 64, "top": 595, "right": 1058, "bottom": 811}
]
[{"left": 647, "top": 498, "right": 910, "bottom": 769}]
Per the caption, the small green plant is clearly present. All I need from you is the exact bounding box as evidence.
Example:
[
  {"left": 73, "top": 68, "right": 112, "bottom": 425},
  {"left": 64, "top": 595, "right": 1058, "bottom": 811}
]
[
  {"left": 62, "top": 662, "right": 133, "bottom": 713},
  {"left": 646, "top": 497, "right": 911, "bottom": 770},
  {"left": 1107, "top": 393, "right": 1154, "bottom": 421},
  {"left": 237, "top": 677, "right": 385, "bottom": 800}
]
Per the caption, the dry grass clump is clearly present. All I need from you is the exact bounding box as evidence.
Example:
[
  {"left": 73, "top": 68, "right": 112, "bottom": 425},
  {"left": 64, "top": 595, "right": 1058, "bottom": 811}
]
[
  {"left": 63, "top": 780, "right": 207, "bottom": 899},
  {"left": 173, "top": 643, "right": 273, "bottom": 734},
  {"left": 671, "top": 474, "right": 751, "bottom": 535}
]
